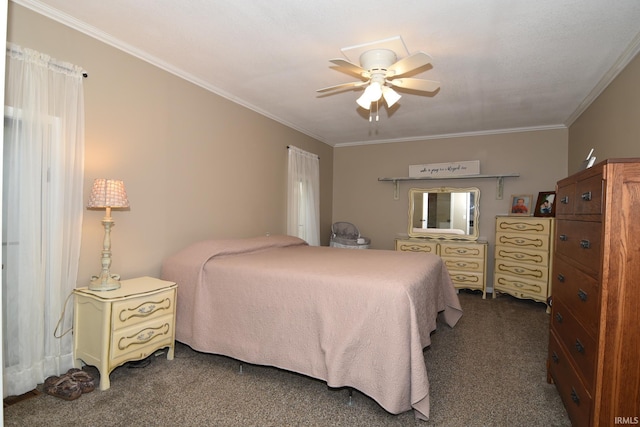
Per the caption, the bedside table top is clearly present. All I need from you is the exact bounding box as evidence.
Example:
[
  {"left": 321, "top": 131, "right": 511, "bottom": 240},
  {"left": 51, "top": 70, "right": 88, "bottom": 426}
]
[{"left": 74, "top": 276, "right": 176, "bottom": 300}]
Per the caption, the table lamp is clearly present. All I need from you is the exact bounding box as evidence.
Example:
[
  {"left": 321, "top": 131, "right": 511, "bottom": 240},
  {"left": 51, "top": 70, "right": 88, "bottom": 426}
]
[{"left": 87, "top": 178, "right": 129, "bottom": 291}]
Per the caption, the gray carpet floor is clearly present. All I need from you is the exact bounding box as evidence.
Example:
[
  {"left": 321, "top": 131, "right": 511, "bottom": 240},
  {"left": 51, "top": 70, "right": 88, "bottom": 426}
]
[{"left": 3, "top": 291, "right": 571, "bottom": 427}]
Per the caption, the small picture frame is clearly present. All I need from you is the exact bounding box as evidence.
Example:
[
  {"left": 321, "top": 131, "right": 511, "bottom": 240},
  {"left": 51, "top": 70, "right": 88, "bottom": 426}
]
[
  {"left": 509, "top": 194, "right": 533, "bottom": 216},
  {"left": 534, "top": 191, "right": 556, "bottom": 217}
]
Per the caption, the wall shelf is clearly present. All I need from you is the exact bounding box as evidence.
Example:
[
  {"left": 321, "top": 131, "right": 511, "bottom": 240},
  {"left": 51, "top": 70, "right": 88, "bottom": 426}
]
[{"left": 378, "top": 173, "right": 520, "bottom": 200}]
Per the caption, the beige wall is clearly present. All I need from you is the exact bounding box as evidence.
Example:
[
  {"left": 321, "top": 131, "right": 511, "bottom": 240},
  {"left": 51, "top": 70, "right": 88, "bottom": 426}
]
[
  {"left": 7, "top": 4, "right": 333, "bottom": 285},
  {"left": 333, "top": 129, "right": 568, "bottom": 284},
  {"left": 568, "top": 53, "right": 640, "bottom": 173}
]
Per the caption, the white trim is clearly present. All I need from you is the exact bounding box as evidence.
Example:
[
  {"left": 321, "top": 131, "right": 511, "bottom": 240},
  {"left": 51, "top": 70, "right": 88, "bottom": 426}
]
[{"left": 333, "top": 124, "right": 568, "bottom": 148}]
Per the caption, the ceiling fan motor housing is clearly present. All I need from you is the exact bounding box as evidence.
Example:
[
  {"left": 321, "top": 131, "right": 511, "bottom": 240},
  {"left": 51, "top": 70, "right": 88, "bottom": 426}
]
[{"left": 359, "top": 49, "right": 398, "bottom": 71}]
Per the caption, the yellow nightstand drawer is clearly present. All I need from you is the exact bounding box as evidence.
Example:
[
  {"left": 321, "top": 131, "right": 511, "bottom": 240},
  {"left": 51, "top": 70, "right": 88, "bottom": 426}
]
[
  {"left": 111, "top": 313, "right": 175, "bottom": 366},
  {"left": 112, "top": 289, "right": 175, "bottom": 330}
]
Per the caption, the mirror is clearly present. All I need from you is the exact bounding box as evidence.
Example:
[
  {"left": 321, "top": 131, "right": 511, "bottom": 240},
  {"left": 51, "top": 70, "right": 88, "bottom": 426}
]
[{"left": 408, "top": 187, "right": 480, "bottom": 240}]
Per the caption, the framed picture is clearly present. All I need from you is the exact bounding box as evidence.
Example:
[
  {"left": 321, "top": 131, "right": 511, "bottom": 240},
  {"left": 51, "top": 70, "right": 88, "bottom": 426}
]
[
  {"left": 534, "top": 191, "right": 556, "bottom": 217},
  {"left": 509, "top": 194, "right": 533, "bottom": 216}
]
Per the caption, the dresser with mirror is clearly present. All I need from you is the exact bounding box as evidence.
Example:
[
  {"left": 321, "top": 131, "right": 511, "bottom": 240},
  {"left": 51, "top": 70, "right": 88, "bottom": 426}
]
[{"left": 395, "top": 187, "right": 488, "bottom": 297}]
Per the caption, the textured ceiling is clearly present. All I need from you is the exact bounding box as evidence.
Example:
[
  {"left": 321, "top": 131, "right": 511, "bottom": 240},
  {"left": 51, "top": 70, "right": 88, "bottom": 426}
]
[{"left": 15, "top": 0, "right": 640, "bottom": 147}]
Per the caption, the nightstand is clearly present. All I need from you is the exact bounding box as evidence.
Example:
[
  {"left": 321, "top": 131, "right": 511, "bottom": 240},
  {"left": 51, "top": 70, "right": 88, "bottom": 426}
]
[{"left": 73, "top": 276, "right": 177, "bottom": 390}]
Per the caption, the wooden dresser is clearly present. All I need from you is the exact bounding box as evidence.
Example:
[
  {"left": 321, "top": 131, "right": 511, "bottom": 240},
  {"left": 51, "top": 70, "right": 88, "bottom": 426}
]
[
  {"left": 547, "top": 159, "right": 640, "bottom": 426},
  {"left": 395, "top": 238, "right": 488, "bottom": 298},
  {"left": 493, "top": 216, "right": 555, "bottom": 307}
]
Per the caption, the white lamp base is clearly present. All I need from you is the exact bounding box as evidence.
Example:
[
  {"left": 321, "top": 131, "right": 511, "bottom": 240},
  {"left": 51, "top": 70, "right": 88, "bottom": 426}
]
[
  {"left": 89, "top": 273, "right": 121, "bottom": 291},
  {"left": 90, "top": 214, "right": 121, "bottom": 291}
]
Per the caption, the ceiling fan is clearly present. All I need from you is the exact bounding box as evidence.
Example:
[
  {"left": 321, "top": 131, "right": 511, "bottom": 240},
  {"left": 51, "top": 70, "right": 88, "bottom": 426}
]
[{"left": 317, "top": 48, "right": 440, "bottom": 110}]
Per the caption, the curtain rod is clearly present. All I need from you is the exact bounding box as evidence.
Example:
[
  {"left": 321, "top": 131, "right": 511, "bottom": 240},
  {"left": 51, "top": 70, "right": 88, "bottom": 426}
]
[
  {"left": 287, "top": 145, "right": 319, "bottom": 160},
  {"left": 7, "top": 43, "right": 88, "bottom": 78}
]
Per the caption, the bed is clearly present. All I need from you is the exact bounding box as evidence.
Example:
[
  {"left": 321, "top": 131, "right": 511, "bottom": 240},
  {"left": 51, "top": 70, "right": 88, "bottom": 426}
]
[{"left": 160, "top": 235, "right": 462, "bottom": 420}]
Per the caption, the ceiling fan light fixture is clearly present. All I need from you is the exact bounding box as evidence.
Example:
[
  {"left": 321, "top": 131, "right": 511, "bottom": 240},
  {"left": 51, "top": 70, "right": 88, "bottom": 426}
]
[
  {"left": 356, "top": 92, "right": 372, "bottom": 109},
  {"left": 382, "top": 86, "right": 401, "bottom": 107},
  {"left": 356, "top": 81, "right": 383, "bottom": 109}
]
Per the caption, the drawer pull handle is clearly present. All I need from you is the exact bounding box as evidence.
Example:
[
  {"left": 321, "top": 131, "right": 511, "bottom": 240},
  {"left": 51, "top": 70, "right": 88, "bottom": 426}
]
[
  {"left": 555, "top": 312, "right": 563, "bottom": 323},
  {"left": 580, "top": 240, "right": 591, "bottom": 249},
  {"left": 570, "top": 388, "right": 581, "bottom": 405},
  {"left": 551, "top": 352, "right": 559, "bottom": 364},
  {"left": 581, "top": 191, "right": 592, "bottom": 201},
  {"left": 575, "top": 339, "right": 585, "bottom": 354},
  {"left": 557, "top": 274, "right": 565, "bottom": 283},
  {"left": 118, "top": 323, "right": 171, "bottom": 351},
  {"left": 559, "top": 234, "right": 568, "bottom": 241},
  {"left": 561, "top": 196, "right": 569, "bottom": 204},
  {"left": 119, "top": 297, "right": 172, "bottom": 322},
  {"left": 578, "top": 289, "right": 588, "bottom": 301}
]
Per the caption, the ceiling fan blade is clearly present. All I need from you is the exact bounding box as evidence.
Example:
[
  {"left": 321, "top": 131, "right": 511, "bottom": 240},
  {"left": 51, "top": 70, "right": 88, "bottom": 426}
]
[
  {"left": 387, "top": 52, "right": 432, "bottom": 77},
  {"left": 388, "top": 78, "right": 440, "bottom": 93},
  {"left": 316, "top": 81, "right": 368, "bottom": 93},
  {"left": 329, "top": 58, "right": 369, "bottom": 77}
]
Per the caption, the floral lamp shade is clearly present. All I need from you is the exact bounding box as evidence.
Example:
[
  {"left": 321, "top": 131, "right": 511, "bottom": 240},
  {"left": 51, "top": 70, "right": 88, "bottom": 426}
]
[{"left": 87, "top": 179, "right": 129, "bottom": 209}]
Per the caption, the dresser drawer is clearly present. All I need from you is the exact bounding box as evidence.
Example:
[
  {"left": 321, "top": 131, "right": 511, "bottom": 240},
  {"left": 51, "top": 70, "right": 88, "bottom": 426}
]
[
  {"left": 494, "top": 272, "right": 547, "bottom": 299},
  {"left": 395, "top": 239, "right": 438, "bottom": 254},
  {"left": 440, "top": 242, "right": 485, "bottom": 258},
  {"left": 495, "top": 259, "right": 548, "bottom": 283},
  {"left": 443, "top": 257, "right": 484, "bottom": 273},
  {"left": 555, "top": 220, "right": 602, "bottom": 275},
  {"left": 449, "top": 270, "right": 484, "bottom": 287},
  {"left": 548, "top": 330, "right": 592, "bottom": 427},
  {"left": 111, "top": 313, "right": 174, "bottom": 364},
  {"left": 495, "top": 245, "right": 549, "bottom": 267},
  {"left": 556, "top": 183, "right": 575, "bottom": 216},
  {"left": 496, "top": 232, "right": 550, "bottom": 252},
  {"left": 496, "top": 217, "right": 553, "bottom": 235},
  {"left": 556, "top": 175, "right": 603, "bottom": 217},
  {"left": 550, "top": 299, "right": 597, "bottom": 390},
  {"left": 574, "top": 174, "right": 603, "bottom": 215},
  {"left": 112, "top": 289, "right": 175, "bottom": 331},
  {"left": 552, "top": 256, "right": 600, "bottom": 336}
]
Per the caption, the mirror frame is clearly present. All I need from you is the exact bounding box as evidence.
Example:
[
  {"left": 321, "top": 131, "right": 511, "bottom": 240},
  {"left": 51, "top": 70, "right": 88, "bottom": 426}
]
[{"left": 407, "top": 186, "right": 480, "bottom": 241}]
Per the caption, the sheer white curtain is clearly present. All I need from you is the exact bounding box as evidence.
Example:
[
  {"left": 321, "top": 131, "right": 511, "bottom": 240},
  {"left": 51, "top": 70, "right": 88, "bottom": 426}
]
[
  {"left": 287, "top": 146, "right": 320, "bottom": 246},
  {"left": 3, "top": 44, "right": 85, "bottom": 397}
]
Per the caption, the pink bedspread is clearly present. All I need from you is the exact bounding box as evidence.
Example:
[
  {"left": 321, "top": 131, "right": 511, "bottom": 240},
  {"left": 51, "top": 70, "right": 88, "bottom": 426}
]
[{"left": 161, "top": 235, "right": 462, "bottom": 420}]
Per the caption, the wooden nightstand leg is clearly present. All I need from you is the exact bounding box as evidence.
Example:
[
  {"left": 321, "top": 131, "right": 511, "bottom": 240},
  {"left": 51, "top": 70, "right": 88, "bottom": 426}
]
[
  {"left": 98, "top": 363, "right": 110, "bottom": 391},
  {"left": 167, "top": 344, "right": 175, "bottom": 361}
]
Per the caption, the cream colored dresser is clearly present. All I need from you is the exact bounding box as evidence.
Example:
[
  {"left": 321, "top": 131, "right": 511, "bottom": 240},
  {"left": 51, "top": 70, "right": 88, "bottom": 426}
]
[
  {"left": 547, "top": 159, "right": 640, "bottom": 426},
  {"left": 493, "top": 216, "right": 554, "bottom": 306},
  {"left": 395, "top": 238, "right": 488, "bottom": 298},
  {"left": 73, "top": 276, "right": 177, "bottom": 390}
]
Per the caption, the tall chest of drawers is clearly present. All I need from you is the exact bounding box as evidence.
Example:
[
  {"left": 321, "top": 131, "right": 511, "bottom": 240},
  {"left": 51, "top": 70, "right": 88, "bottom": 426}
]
[
  {"left": 395, "top": 238, "right": 488, "bottom": 298},
  {"left": 547, "top": 159, "right": 640, "bottom": 426},
  {"left": 493, "top": 216, "right": 555, "bottom": 306}
]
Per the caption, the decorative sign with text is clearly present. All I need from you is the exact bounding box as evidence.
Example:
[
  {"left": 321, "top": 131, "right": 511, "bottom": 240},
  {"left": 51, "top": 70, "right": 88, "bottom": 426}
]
[{"left": 409, "top": 160, "right": 480, "bottom": 178}]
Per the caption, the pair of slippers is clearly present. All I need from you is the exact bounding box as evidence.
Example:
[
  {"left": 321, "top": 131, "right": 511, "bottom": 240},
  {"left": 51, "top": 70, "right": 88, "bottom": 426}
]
[{"left": 43, "top": 368, "right": 96, "bottom": 401}]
